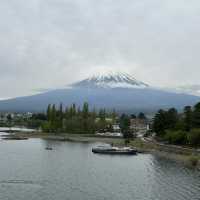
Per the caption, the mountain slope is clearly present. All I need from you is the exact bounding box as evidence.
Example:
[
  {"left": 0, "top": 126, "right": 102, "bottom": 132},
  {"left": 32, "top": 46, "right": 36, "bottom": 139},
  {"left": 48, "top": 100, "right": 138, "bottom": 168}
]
[{"left": 0, "top": 72, "right": 199, "bottom": 113}]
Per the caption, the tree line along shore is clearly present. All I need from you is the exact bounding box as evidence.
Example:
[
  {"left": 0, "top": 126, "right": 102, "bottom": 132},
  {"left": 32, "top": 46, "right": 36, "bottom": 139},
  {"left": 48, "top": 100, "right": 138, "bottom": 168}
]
[
  {"left": 42, "top": 101, "right": 200, "bottom": 148},
  {"left": 41, "top": 102, "right": 147, "bottom": 138},
  {"left": 3, "top": 101, "right": 200, "bottom": 149}
]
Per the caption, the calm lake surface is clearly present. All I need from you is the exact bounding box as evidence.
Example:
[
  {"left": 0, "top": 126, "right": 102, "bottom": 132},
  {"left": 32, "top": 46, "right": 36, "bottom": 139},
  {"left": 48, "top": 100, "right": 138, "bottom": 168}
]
[{"left": 0, "top": 137, "right": 199, "bottom": 200}]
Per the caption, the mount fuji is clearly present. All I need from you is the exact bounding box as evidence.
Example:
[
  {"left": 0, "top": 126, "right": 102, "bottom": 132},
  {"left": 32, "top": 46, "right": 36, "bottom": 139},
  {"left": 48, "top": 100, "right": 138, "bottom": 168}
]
[{"left": 0, "top": 71, "right": 199, "bottom": 113}]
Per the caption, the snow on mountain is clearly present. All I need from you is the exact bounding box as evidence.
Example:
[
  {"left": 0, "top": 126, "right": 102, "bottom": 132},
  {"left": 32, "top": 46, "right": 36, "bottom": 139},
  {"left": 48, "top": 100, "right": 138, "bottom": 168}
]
[{"left": 72, "top": 71, "right": 149, "bottom": 89}]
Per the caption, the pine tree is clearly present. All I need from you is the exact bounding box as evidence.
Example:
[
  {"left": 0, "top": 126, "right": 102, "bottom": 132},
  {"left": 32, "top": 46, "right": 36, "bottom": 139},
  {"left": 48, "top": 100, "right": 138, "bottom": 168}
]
[
  {"left": 59, "top": 103, "right": 63, "bottom": 115},
  {"left": 47, "top": 104, "right": 51, "bottom": 122},
  {"left": 138, "top": 112, "right": 146, "bottom": 120},
  {"left": 192, "top": 102, "right": 200, "bottom": 128},
  {"left": 51, "top": 104, "right": 56, "bottom": 131},
  {"left": 58, "top": 103, "right": 63, "bottom": 130},
  {"left": 131, "top": 114, "right": 136, "bottom": 119},
  {"left": 72, "top": 103, "right": 76, "bottom": 116},
  {"left": 77, "top": 106, "right": 81, "bottom": 116},
  {"left": 119, "top": 114, "right": 131, "bottom": 138},
  {"left": 153, "top": 109, "right": 167, "bottom": 136},
  {"left": 183, "top": 106, "right": 192, "bottom": 131},
  {"left": 69, "top": 105, "right": 73, "bottom": 118},
  {"left": 65, "top": 107, "right": 69, "bottom": 119},
  {"left": 91, "top": 108, "right": 97, "bottom": 120},
  {"left": 82, "top": 102, "right": 89, "bottom": 119},
  {"left": 111, "top": 109, "right": 117, "bottom": 123},
  {"left": 82, "top": 102, "right": 89, "bottom": 133},
  {"left": 99, "top": 108, "right": 106, "bottom": 121},
  {"left": 166, "top": 108, "right": 178, "bottom": 130}
]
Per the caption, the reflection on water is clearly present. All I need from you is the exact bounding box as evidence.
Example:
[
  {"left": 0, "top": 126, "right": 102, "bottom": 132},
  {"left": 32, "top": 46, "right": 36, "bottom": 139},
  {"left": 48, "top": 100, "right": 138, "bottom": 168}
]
[{"left": 0, "top": 139, "right": 199, "bottom": 200}]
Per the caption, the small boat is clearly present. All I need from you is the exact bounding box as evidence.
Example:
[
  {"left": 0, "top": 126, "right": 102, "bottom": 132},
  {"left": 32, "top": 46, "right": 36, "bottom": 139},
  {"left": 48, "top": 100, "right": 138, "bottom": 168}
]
[
  {"left": 92, "top": 146, "right": 137, "bottom": 155},
  {"left": 45, "top": 147, "right": 53, "bottom": 150},
  {"left": 2, "top": 136, "right": 28, "bottom": 140}
]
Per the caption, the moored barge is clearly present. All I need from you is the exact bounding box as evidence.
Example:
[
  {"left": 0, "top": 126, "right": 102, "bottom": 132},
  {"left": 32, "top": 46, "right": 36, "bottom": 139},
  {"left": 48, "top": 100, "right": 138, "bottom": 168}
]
[{"left": 92, "top": 146, "right": 137, "bottom": 155}]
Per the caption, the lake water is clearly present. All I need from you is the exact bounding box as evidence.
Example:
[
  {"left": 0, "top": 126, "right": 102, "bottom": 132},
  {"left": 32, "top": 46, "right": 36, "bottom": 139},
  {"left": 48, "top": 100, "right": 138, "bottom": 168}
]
[{"left": 0, "top": 137, "right": 199, "bottom": 200}]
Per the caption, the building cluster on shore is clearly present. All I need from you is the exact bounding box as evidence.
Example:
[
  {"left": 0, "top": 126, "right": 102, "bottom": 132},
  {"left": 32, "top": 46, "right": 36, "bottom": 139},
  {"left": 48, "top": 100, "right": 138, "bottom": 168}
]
[
  {"left": 0, "top": 112, "right": 33, "bottom": 124},
  {"left": 96, "top": 117, "right": 150, "bottom": 138}
]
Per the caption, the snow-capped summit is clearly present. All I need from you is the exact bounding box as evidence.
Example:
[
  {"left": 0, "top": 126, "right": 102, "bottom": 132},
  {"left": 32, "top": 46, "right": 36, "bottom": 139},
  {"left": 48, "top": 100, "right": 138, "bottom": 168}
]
[{"left": 72, "top": 71, "right": 149, "bottom": 89}]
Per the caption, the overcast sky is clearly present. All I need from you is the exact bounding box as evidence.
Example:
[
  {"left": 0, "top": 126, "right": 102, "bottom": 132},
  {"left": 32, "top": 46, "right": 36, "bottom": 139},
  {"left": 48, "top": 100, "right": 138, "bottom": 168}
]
[{"left": 0, "top": 0, "right": 200, "bottom": 99}]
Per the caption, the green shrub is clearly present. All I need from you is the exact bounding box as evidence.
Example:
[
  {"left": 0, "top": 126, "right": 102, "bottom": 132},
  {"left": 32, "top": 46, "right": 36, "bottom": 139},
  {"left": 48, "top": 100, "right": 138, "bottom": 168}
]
[
  {"left": 187, "top": 129, "right": 200, "bottom": 146},
  {"left": 41, "top": 121, "right": 52, "bottom": 133},
  {"left": 164, "top": 130, "right": 187, "bottom": 145},
  {"left": 188, "top": 156, "right": 199, "bottom": 167}
]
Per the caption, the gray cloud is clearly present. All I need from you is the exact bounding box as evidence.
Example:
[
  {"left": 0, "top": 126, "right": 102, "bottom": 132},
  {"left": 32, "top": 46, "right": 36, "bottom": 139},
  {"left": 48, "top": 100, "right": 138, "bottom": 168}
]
[{"left": 0, "top": 0, "right": 200, "bottom": 98}]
